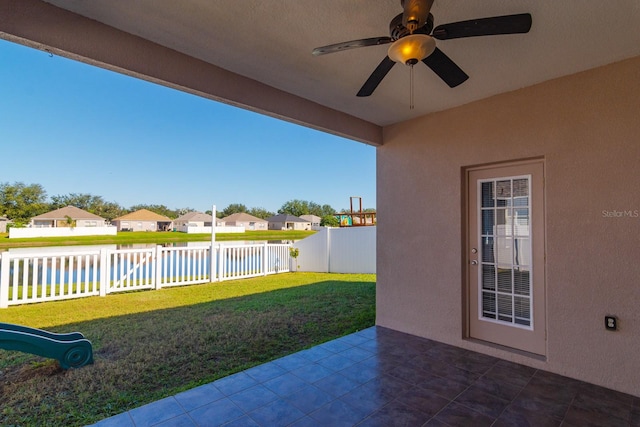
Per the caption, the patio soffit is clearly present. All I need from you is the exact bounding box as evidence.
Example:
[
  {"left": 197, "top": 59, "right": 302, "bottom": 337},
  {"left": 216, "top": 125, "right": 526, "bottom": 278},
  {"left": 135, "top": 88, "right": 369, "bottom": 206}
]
[{"left": 2, "top": 1, "right": 640, "bottom": 145}]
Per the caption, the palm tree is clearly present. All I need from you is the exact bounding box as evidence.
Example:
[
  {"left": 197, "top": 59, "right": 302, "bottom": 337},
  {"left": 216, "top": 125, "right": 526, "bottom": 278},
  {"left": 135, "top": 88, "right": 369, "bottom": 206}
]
[{"left": 63, "top": 215, "right": 76, "bottom": 228}]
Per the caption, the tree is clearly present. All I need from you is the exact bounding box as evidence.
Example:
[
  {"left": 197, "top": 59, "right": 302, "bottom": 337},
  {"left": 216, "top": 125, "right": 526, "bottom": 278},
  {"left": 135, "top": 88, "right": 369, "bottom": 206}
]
[
  {"left": 319, "top": 204, "right": 337, "bottom": 217},
  {"left": 129, "top": 204, "right": 178, "bottom": 219},
  {"left": 0, "top": 182, "right": 48, "bottom": 224},
  {"left": 279, "top": 200, "right": 336, "bottom": 218},
  {"left": 50, "top": 193, "right": 95, "bottom": 211},
  {"left": 289, "top": 247, "right": 300, "bottom": 272},
  {"left": 98, "top": 201, "right": 126, "bottom": 221},
  {"left": 340, "top": 206, "right": 376, "bottom": 213},
  {"left": 320, "top": 215, "right": 339, "bottom": 227},
  {"left": 63, "top": 215, "right": 77, "bottom": 228},
  {"left": 176, "top": 207, "right": 194, "bottom": 216},
  {"left": 306, "top": 201, "right": 321, "bottom": 216},
  {"left": 279, "top": 199, "right": 307, "bottom": 217},
  {"left": 247, "top": 207, "right": 274, "bottom": 219},
  {"left": 50, "top": 193, "right": 125, "bottom": 221},
  {"left": 219, "top": 203, "right": 247, "bottom": 218}
]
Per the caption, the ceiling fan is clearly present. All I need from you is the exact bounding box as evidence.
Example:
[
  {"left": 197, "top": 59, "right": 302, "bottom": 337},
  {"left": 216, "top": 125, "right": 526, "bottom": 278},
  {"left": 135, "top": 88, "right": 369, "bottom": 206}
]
[{"left": 312, "top": 0, "right": 532, "bottom": 97}]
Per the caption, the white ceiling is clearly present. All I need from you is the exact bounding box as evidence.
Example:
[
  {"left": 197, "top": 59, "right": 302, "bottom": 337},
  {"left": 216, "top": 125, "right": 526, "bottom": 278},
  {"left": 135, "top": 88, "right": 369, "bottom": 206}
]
[{"left": 42, "top": 0, "right": 640, "bottom": 127}]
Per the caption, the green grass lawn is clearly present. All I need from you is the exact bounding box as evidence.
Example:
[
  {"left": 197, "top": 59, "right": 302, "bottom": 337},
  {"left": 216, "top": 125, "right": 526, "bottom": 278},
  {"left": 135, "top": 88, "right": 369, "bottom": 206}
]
[
  {"left": 0, "top": 272, "right": 376, "bottom": 426},
  {"left": 0, "top": 230, "right": 316, "bottom": 249}
]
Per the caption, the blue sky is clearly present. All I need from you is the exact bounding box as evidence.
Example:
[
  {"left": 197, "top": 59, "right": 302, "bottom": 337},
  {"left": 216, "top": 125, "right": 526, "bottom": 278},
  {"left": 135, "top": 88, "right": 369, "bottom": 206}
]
[{"left": 0, "top": 39, "right": 376, "bottom": 214}]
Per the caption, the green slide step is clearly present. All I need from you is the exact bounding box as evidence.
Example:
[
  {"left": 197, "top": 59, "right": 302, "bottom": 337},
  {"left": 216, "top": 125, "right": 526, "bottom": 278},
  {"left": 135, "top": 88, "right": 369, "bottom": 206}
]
[{"left": 0, "top": 322, "right": 93, "bottom": 369}]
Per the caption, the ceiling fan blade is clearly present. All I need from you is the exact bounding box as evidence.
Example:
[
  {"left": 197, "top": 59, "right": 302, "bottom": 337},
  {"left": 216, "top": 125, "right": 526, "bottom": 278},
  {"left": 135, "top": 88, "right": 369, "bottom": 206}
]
[
  {"left": 312, "top": 37, "right": 392, "bottom": 56},
  {"left": 422, "top": 47, "right": 469, "bottom": 88},
  {"left": 357, "top": 56, "right": 396, "bottom": 97},
  {"left": 432, "top": 13, "right": 532, "bottom": 40}
]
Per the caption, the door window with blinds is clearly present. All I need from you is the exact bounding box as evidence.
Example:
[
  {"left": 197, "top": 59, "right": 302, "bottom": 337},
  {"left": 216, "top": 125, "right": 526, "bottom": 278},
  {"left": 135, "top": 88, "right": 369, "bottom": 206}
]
[{"left": 479, "top": 176, "right": 532, "bottom": 329}]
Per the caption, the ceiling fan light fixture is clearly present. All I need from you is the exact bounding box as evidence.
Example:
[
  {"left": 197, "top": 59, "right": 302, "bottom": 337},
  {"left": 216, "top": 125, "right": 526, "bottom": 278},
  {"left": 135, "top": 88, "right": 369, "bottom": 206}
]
[{"left": 387, "top": 34, "right": 436, "bottom": 65}]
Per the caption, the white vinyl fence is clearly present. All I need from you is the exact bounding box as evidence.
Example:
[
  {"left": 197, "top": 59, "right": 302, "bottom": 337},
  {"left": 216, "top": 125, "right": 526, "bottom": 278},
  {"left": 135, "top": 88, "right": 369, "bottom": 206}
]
[
  {"left": 293, "top": 226, "right": 376, "bottom": 274},
  {"left": 0, "top": 243, "right": 291, "bottom": 308},
  {"left": 176, "top": 225, "right": 245, "bottom": 234}
]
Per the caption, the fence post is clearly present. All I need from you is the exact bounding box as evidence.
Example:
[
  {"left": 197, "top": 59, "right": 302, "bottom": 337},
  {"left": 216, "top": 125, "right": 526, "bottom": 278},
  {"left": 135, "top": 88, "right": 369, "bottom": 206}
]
[
  {"left": 155, "top": 245, "right": 163, "bottom": 290},
  {"left": 218, "top": 244, "right": 225, "bottom": 282},
  {"left": 262, "top": 242, "right": 268, "bottom": 276},
  {"left": 0, "top": 254, "right": 10, "bottom": 308},
  {"left": 210, "top": 244, "right": 218, "bottom": 282},
  {"left": 99, "top": 249, "right": 108, "bottom": 297},
  {"left": 326, "top": 227, "right": 332, "bottom": 273}
]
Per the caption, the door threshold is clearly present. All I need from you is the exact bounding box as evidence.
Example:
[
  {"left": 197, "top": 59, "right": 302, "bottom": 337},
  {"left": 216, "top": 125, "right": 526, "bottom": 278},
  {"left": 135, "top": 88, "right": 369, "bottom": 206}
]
[{"left": 465, "top": 337, "right": 547, "bottom": 362}]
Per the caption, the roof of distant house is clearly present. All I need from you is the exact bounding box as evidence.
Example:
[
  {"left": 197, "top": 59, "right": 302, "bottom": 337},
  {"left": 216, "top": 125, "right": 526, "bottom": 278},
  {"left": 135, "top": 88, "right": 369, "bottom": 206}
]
[
  {"left": 221, "top": 212, "right": 268, "bottom": 223},
  {"left": 175, "top": 211, "right": 213, "bottom": 222},
  {"left": 31, "top": 205, "right": 105, "bottom": 221},
  {"left": 266, "top": 214, "right": 309, "bottom": 223},
  {"left": 112, "top": 209, "right": 173, "bottom": 222},
  {"left": 300, "top": 215, "right": 321, "bottom": 222}
]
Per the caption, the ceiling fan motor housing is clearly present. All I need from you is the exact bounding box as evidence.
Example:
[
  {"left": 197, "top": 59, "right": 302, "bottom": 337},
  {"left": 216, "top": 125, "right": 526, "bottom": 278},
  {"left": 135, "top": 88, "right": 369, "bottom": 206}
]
[
  {"left": 401, "top": 0, "right": 435, "bottom": 32},
  {"left": 390, "top": 13, "right": 434, "bottom": 40}
]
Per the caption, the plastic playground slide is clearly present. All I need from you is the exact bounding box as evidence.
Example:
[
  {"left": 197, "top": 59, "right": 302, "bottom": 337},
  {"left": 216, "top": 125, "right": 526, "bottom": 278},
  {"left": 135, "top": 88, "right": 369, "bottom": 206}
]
[{"left": 0, "top": 322, "right": 93, "bottom": 369}]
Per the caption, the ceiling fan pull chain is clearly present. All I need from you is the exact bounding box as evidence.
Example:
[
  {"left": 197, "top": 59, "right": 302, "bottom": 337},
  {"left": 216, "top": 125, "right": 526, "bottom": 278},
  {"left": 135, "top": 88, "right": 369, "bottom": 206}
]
[{"left": 410, "top": 64, "right": 415, "bottom": 110}]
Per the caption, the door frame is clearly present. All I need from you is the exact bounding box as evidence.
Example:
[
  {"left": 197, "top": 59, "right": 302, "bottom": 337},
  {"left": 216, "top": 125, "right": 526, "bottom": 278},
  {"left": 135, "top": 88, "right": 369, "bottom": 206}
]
[{"left": 463, "top": 158, "right": 547, "bottom": 356}]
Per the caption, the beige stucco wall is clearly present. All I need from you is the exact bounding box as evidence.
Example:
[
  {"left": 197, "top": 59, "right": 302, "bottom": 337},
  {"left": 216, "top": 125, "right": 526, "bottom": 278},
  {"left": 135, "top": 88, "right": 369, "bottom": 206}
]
[
  {"left": 231, "top": 221, "right": 267, "bottom": 230},
  {"left": 295, "top": 222, "right": 312, "bottom": 231},
  {"left": 76, "top": 219, "right": 107, "bottom": 227},
  {"left": 268, "top": 221, "right": 310, "bottom": 230},
  {"left": 377, "top": 56, "right": 640, "bottom": 396},
  {"left": 37, "top": 219, "right": 106, "bottom": 227},
  {"left": 114, "top": 220, "right": 161, "bottom": 232}
]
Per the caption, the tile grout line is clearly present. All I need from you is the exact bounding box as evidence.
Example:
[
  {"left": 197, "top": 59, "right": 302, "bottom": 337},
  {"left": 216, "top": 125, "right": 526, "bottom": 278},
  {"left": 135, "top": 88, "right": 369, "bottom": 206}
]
[{"left": 487, "top": 365, "right": 538, "bottom": 426}]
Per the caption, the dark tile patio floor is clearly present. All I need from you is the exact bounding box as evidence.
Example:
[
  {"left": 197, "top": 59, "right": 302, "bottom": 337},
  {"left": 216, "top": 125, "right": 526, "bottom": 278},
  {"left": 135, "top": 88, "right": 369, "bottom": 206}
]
[{"left": 91, "top": 326, "right": 640, "bottom": 427}]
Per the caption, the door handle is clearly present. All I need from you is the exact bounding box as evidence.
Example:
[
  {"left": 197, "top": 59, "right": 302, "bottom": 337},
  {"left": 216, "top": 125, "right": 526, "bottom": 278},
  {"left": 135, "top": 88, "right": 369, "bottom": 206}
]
[{"left": 470, "top": 260, "right": 478, "bottom": 265}]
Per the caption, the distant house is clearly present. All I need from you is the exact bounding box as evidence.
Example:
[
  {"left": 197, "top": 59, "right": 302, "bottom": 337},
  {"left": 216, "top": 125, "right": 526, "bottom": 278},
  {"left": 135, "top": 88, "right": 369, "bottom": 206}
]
[
  {"left": 174, "top": 211, "right": 213, "bottom": 228},
  {"left": 266, "top": 214, "right": 311, "bottom": 231},
  {"left": 221, "top": 212, "right": 267, "bottom": 230},
  {"left": 0, "top": 217, "right": 12, "bottom": 233},
  {"left": 30, "top": 206, "right": 108, "bottom": 228},
  {"left": 111, "top": 209, "right": 173, "bottom": 232},
  {"left": 300, "top": 215, "right": 321, "bottom": 228}
]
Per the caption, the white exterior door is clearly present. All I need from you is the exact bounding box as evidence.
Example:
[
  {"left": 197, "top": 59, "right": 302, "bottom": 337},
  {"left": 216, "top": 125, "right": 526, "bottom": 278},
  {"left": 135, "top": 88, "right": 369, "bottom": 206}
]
[{"left": 467, "top": 160, "right": 546, "bottom": 356}]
